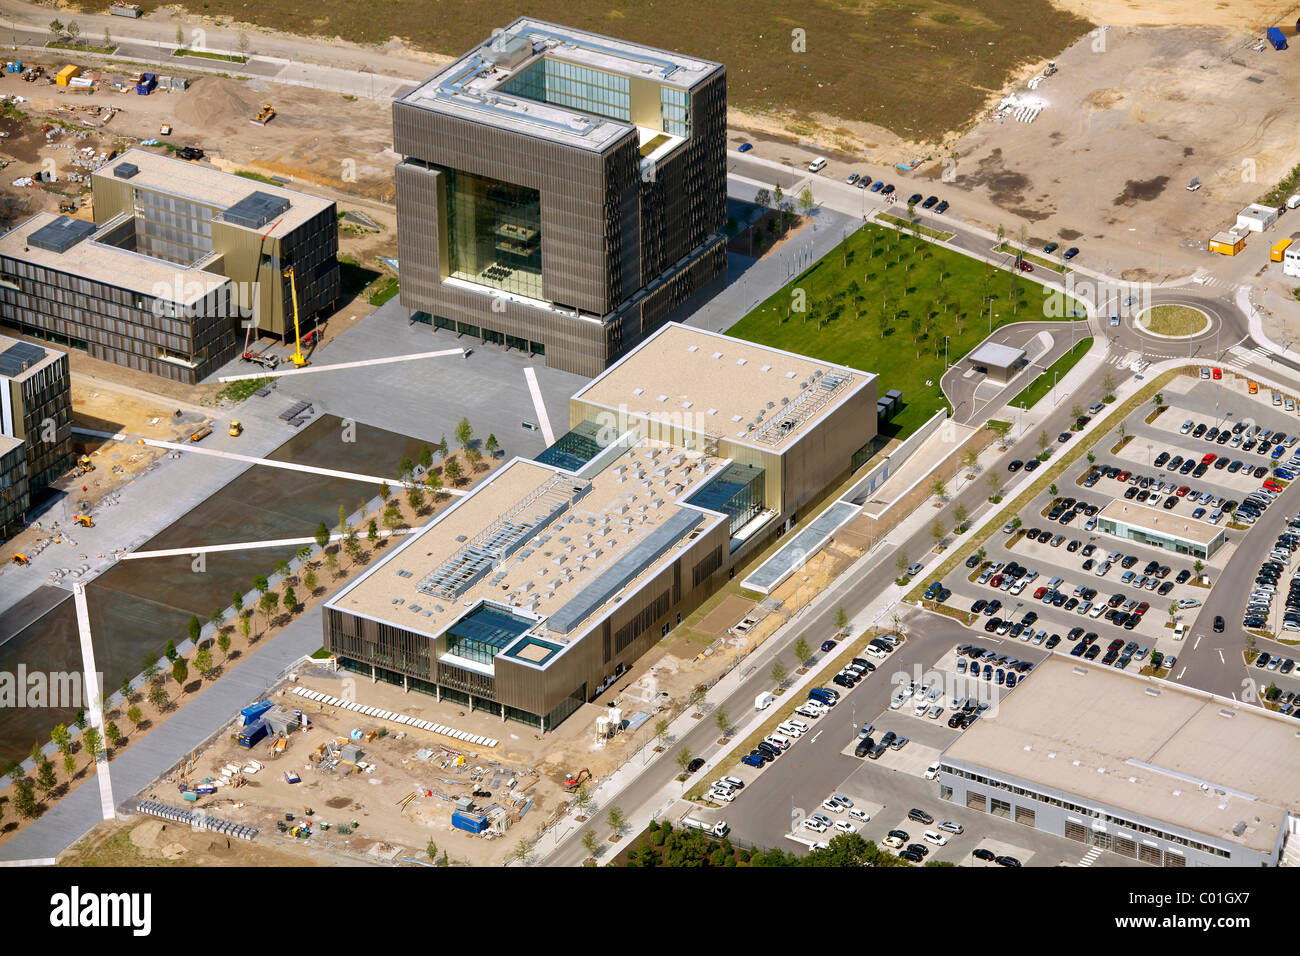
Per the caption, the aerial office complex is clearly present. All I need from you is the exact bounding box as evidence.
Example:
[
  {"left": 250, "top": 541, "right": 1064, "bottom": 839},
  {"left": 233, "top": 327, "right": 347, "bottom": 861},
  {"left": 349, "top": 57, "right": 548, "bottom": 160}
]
[
  {"left": 323, "top": 325, "right": 877, "bottom": 730},
  {"left": 0, "top": 149, "right": 339, "bottom": 383},
  {"left": 392, "top": 18, "right": 728, "bottom": 376},
  {"left": 937, "top": 655, "right": 1299, "bottom": 867},
  {"left": 0, "top": 333, "right": 73, "bottom": 534}
]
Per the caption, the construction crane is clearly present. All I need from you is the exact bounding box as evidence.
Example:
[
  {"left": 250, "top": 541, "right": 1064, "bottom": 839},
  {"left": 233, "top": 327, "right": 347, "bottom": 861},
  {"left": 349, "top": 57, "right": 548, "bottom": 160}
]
[{"left": 282, "top": 266, "right": 309, "bottom": 368}]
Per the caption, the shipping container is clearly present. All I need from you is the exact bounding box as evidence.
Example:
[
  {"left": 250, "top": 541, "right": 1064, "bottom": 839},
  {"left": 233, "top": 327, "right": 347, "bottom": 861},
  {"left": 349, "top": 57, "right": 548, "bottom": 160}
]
[
  {"left": 55, "top": 65, "right": 79, "bottom": 87},
  {"left": 236, "top": 719, "right": 268, "bottom": 748},
  {"left": 1272, "top": 238, "right": 1294, "bottom": 262},
  {"left": 1267, "top": 27, "right": 1288, "bottom": 50},
  {"left": 239, "top": 700, "right": 274, "bottom": 725},
  {"left": 452, "top": 810, "right": 489, "bottom": 834}
]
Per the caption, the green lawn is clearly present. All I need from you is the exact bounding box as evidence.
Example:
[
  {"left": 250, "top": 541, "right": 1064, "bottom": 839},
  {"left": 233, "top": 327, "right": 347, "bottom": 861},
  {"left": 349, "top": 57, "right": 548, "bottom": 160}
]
[
  {"left": 875, "top": 212, "right": 954, "bottom": 242},
  {"left": 727, "top": 223, "right": 1080, "bottom": 438},
  {"left": 1009, "top": 337, "right": 1093, "bottom": 411}
]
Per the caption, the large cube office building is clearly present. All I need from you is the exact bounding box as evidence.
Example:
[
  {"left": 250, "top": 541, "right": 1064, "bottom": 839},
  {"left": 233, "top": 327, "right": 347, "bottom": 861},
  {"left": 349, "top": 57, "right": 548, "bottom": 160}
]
[
  {"left": 937, "top": 656, "right": 1300, "bottom": 867},
  {"left": 393, "top": 18, "right": 728, "bottom": 376},
  {"left": 0, "top": 149, "right": 339, "bottom": 383},
  {"left": 323, "top": 325, "right": 876, "bottom": 730}
]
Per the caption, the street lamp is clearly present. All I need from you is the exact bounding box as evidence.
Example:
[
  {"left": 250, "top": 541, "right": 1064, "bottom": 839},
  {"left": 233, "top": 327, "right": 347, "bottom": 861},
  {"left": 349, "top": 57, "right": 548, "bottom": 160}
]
[{"left": 944, "top": 335, "right": 950, "bottom": 370}]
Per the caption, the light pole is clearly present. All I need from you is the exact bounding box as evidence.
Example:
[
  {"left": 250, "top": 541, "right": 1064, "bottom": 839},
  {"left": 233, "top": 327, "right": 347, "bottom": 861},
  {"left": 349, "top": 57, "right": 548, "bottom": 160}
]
[
  {"left": 1052, "top": 371, "right": 1059, "bottom": 406},
  {"left": 944, "top": 335, "right": 950, "bottom": 370}
]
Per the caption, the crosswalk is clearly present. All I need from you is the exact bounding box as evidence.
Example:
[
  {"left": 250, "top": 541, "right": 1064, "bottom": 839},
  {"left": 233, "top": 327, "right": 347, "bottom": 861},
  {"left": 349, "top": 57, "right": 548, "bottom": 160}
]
[
  {"left": 1226, "top": 345, "right": 1273, "bottom": 369},
  {"left": 1077, "top": 845, "right": 1104, "bottom": 867},
  {"left": 1188, "top": 273, "right": 1235, "bottom": 290}
]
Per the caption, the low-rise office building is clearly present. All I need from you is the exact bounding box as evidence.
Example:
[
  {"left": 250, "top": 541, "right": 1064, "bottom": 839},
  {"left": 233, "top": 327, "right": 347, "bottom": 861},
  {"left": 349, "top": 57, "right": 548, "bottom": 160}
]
[
  {"left": 938, "top": 655, "right": 1299, "bottom": 867},
  {"left": 0, "top": 435, "right": 29, "bottom": 539},
  {"left": 0, "top": 333, "right": 73, "bottom": 500},
  {"left": 1095, "top": 499, "right": 1225, "bottom": 559},
  {"left": 323, "top": 324, "right": 877, "bottom": 730},
  {"left": 966, "top": 341, "right": 1027, "bottom": 385},
  {"left": 393, "top": 18, "right": 728, "bottom": 376},
  {"left": 0, "top": 149, "right": 339, "bottom": 383}
]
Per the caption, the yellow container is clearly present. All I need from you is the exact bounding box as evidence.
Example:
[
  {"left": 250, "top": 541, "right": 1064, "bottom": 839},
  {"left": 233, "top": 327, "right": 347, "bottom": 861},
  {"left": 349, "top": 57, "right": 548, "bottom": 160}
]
[
  {"left": 1272, "top": 238, "right": 1293, "bottom": 262},
  {"left": 55, "top": 64, "right": 79, "bottom": 86}
]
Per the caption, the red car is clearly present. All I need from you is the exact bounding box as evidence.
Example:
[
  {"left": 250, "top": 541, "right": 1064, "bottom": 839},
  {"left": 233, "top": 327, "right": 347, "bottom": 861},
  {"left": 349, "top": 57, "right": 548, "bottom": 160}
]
[
  {"left": 1033, "top": 586, "right": 1048, "bottom": 600},
  {"left": 1116, "top": 470, "right": 1131, "bottom": 482},
  {"left": 1176, "top": 486, "right": 1190, "bottom": 497},
  {"left": 1135, "top": 602, "right": 1150, "bottom": 616},
  {"left": 1018, "top": 261, "right": 1034, "bottom": 272},
  {"left": 1201, "top": 453, "right": 1216, "bottom": 464},
  {"left": 991, "top": 574, "right": 1004, "bottom": 588},
  {"left": 1212, "top": 368, "right": 1222, "bottom": 380},
  {"left": 1264, "top": 480, "right": 1282, "bottom": 492}
]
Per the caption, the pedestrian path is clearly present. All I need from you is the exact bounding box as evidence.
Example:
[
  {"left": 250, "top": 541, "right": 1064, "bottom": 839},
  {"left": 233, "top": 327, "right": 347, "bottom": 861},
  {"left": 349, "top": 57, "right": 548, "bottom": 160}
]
[
  {"left": 1077, "top": 845, "right": 1104, "bottom": 867},
  {"left": 1226, "top": 345, "right": 1272, "bottom": 369},
  {"left": 289, "top": 685, "right": 499, "bottom": 748}
]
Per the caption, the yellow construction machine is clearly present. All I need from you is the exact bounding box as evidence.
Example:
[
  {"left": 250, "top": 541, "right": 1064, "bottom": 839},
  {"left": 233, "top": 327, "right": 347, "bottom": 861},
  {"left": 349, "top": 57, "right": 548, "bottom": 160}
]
[
  {"left": 250, "top": 103, "right": 276, "bottom": 126},
  {"left": 283, "top": 266, "right": 309, "bottom": 368},
  {"left": 73, "top": 514, "right": 94, "bottom": 528},
  {"left": 228, "top": 421, "right": 243, "bottom": 437},
  {"left": 76, "top": 455, "right": 94, "bottom": 474}
]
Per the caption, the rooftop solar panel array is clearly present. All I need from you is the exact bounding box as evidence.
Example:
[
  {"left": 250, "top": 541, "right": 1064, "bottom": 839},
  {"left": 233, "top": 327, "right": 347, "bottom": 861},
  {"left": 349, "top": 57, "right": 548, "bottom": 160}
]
[
  {"left": 0, "top": 341, "right": 47, "bottom": 377},
  {"left": 27, "top": 216, "right": 97, "bottom": 254}
]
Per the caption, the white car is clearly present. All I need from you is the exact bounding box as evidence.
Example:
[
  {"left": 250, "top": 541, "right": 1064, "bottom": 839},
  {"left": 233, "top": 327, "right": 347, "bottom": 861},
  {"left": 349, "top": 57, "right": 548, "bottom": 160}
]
[
  {"left": 849, "top": 808, "right": 871, "bottom": 823},
  {"left": 950, "top": 695, "right": 964, "bottom": 711},
  {"left": 889, "top": 693, "right": 906, "bottom": 710},
  {"left": 923, "top": 830, "right": 949, "bottom": 846},
  {"left": 927, "top": 703, "right": 944, "bottom": 719},
  {"left": 938, "top": 820, "right": 964, "bottom": 835},
  {"left": 803, "top": 818, "right": 828, "bottom": 833},
  {"left": 785, "top": 719, "right": 810, "bottom": 733},
  {"left": 765, "top": 734, "right": 791, "bottom": 750},
  {"left": 924, "top": 761, "right": 941, "bottom": 780},
  {"left": 1089, "top": 603, "right": 1105, "bottom": 618},
  {"left": 914, "top": 698, "right": 930, "bottom": 716},
  {"left": 834, "top": 820, "right": 855, "bottom": 834},
  {"left": 832, "top": 793, "right": 854, "bottom": 808},
  {"left": 709, "top": 789, "right": 735, "bottom": 803},
  {"left": 821, "top": 798, "right": 844, "bottom": 813},
  {"left": 1177, "top": 598, "right": 1202, "bottom": 609}
]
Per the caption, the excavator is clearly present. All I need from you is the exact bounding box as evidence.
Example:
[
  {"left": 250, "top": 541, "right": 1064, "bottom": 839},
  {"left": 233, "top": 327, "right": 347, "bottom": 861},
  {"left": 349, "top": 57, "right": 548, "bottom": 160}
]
[
  {"left": 72, "top": 514, "right": 94, "bottom": 528},
  {"left": 11, "top": 553, "right": 29, "bottom": 566},
  {"left": 563, "top": 768, "right": 591, "bottom": 792}
]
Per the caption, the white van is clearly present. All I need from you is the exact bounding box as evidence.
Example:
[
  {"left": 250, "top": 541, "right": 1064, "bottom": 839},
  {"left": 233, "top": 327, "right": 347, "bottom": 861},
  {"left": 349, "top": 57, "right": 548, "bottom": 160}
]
[
  {"left": 808, "top": 157, "right": 827, "bottom": 172},
  {"left": 1288, "top": 194, "right": 1300, "bottom": 210},
  {"left": 755, "top": 691, "right": 776, "bottom": 711}
]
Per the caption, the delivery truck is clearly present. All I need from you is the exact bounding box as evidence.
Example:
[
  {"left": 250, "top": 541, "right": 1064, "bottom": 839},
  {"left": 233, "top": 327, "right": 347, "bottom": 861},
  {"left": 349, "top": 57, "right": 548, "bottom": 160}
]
[{"left": 680, "top": 815, "right": 730, "bottom": 838}]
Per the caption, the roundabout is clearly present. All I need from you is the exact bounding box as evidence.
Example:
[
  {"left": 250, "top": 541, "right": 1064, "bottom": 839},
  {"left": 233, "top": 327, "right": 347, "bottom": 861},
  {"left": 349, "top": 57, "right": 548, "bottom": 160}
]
[{"left": 1135, "top": 304, "right": 1210, "bottom": 339}]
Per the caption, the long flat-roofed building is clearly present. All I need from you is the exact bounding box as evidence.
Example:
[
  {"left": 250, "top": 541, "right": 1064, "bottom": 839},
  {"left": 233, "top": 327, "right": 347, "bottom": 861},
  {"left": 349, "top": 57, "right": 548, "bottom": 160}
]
[
  {"left": 938, "top": 655, "right": 1300, "bottom": 867},
  {"left": 393, "top": 18, "right": 728, "bottom": 376},
  {"left": 0, "top": 149, "right": 339, "bottom": 383},
  {"left": 323, "top": 325, "right": 877, "bottom": 730},
  {"left": 1095, "top": 499, "right": 1225, "bottom": 559}
]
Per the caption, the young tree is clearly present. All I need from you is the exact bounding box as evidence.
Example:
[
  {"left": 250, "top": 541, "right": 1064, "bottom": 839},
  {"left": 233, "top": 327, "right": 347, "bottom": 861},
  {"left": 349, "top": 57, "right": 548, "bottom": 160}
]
[
  {"left": 931, "top": 518, "right": 946, "bottom": 547},
  {"left": 378, "top": 481, "right": 391, "bottom": 505},
  {"left": 325, "top": 549, "right": 340, "bottom": 577},
  {"left": 426, "top": 838, "right": 439, "bottom": 861},
  {"left": 275, "top": 558, "right": 291, "bottom": 580},
  {"left": 303, "top": 568, "right": 318, "bottom": 594},
  {"left": 798, "top": 186, "right": 815, "bottom": 217},
  {"left": 12, "top": 780, "right": 37, "bottom": 819},
  {"left": 986, "top": 471, "right": 1001, "bottom": 499},
  {"left": 127, "top": 704, "right": 143, "bottom": 728},
  {"left": 930, "top": 479, "right": 947, "bottom": 501},
  {"left": 49, "top": 19, "right": 64, "bottom": 38},
  {"left": 237, "top": 31, "right": 250, "bottom": 59},
  {"left": 119, "top": 675, "right": 133, "bottom": 703},
  {"left": 1153, "top": 392, "right": 1164, "bottom": 408},
  {"left": 654, "top": 718, "right": 670, "bottom": 749},
  {"left": 62, "top": 752, "right": 76, "bottom": 777},
  {"left": 148, "top": 682, "right": 168, "bottom": 712},
  {"left": 1101, "top": 372, "right": 1118, "bottom": 396},
  {"left": 688, "top": 686, "right": 706, "bottom": 711},
  {"left": 1048, "top": 483, "right": 1058, "bottom": 497},
  {"left": 1070, "top": 403, "right": 1084, "bottom": 421},
  {"left": 217, "top": 632, "right": 232, "bottom": 658},
  {"left": 418, "top": 443, "right": 434, "bottom": 471},
  {"left": 164, "top": 638, "right": 177, "bottom": 662},
  {"left": 171, "top": 658, "right": 188, "bottom": 689},
  {"left": 187, "top": 615, "right": 201, "bottom": 644},
  {"left": 36, "top": 759, "right": 57, "bottom": 793},
  {"left": 283, "top": 586, "right": 299, "bottom": 614},
  {"left": 771, "top": 660, "right": 788, "bottom": 686},
  {"left": 444, "top": 457, "right": 464, "bottom": 487},
  {"left": 573, "top": 785, "right": 594, "bottom": 817},
  {"left": 675, "top": 749, "right": 694, "bottom": 773},
  {"left": 714, "top": 709, "right": 730, "bottom": 737},
  {"left": 895, "top": 551, "right": 911, "bottom": 577},
  {"left": 753, "top": 187, "right": 771, "bottom": 210},
  {"left": 407, "top": 483, "right": 426, "bottom": 512},
  {"left": 194, "top": 645, "right": 213, "bottom": 677},
  {"left": 455, "top": 417, "right": 474, "bottom": 451},
  {"left": 962, "top": 448, "right": 980, "bottom": 473},
  {"left": 383, "top": 502, "right": 403, "bottom": 531},
  {"left": 83, "top": 727, "right": 102, "bottom": 761},
  {"left": 175, "top": 25, "right": 184, "bottom": 47},
  {"left": 232, "top": 589, "right": 245, "bottom": 618},
  {"left": 835, "top": 605, "right": 849, "bottom": 631},
  {"left": 67, "top": 20, "right": 81, "bottom": 41},
  {"left": 253, "top": 574, "right": 270, "bottom": 599},
  {"left": 105, "top": 721, "right": 123, "bottom": 751},
  {"left": 581, "top": 829, "right": 600, "bottom": 858},
  {"left": 238, "top": 612, "right": 251, "bottom": 642},
  {"left": 1037, "top": 430, "right": 1051, "bottom": 457},
  {"left": 314, "top": 521, "right": 331, "bottom": 550},
  {"left": 259, "top": 591, "right": 280, "bottom": 623},
  {"left": 424, "top": 469, "right": 444, "bottom": 501},
  {"left": 367, "top": 518, "right": 379, "bottom": 545},
  {"left": 793, "top": 636, "right": 810, "bottom": 664},
  {"left": 1192, "top": 559, "right": 1204, "bottom": 577},
  {"left": 209, "top": 609, "right": 224, "bottom": 633},
  {"left": 51, "top": 723, "right": 71, "bottom": 757},
  {"left": 485, "top": 434, "right": 500, "bottom": 458}
]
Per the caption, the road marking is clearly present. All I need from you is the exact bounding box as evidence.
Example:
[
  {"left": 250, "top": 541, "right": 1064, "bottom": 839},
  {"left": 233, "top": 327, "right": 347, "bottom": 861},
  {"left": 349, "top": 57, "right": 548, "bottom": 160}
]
[
  {"left": 73, "top": 583, "right": 115, "bottom": 821},
  {"left": 0, "top": 858, "right": 57, "bottom": 867},
  {"left": 812, "top": 731, "right": 822, "bottom": 743},
  {"left": 523, "top": 367, "right": 556, "bottom": 445},
  {"left": 71, "top": 427, "right": 463, "bottom": 492},
  {"left": 1217, "top": 648, "right": 1225, "bottom": 664},
  {"left": 1175, "top": 666, "right": 1186, "bottom": 680},
  {"left": 121, "top": 527, "right": 420, "bottom": 560},
  {"left": 217, "top": 347, "right": 466, "bottom": 382},
  {"left": 1193, "top": 634, "right": 1202, "bottom": 650}
]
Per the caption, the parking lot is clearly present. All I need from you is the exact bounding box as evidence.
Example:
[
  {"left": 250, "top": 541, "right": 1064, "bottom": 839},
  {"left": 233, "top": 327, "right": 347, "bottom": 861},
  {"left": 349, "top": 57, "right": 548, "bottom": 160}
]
[
  {"left": 931, "top": 370, "right": 1300, "bottom": 699},
  {"left": 701, "top": 610, "right": 1141, "bottom": 865}
]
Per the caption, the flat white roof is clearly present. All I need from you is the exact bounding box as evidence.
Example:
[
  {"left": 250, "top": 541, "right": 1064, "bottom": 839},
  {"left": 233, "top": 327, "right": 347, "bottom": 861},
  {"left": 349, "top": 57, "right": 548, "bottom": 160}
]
[
  {"left": 968, "top": 341, "right": 1026, "bottom": 369},
  {"left": 1098, "top": 499, "right": 1224, "bottom": 546},
  {"left": 943, "top": 656, "right": 1298, "bottom": 854}
]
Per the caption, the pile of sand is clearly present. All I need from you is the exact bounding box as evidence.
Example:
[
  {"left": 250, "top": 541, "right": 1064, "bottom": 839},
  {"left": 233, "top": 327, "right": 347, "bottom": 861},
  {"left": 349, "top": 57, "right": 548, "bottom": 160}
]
[{"left": 174, "top": 77, "right": 258, "bottom": 129}]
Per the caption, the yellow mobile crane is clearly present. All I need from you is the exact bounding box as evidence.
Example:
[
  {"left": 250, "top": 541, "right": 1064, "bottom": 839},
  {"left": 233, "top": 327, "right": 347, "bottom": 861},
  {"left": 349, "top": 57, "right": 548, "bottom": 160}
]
[{"left": 282, "top": 266, "right": 309, "bottom": 368}]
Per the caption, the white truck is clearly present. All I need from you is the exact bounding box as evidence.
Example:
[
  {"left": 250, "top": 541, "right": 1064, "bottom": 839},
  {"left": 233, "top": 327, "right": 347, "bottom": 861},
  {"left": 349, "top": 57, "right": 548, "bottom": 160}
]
[
  {"left": 680, "top": 815, "right": 729, "bottom": 838},
  {"left": 754, "top": 691, "right": 775, "bottom": 711}
]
